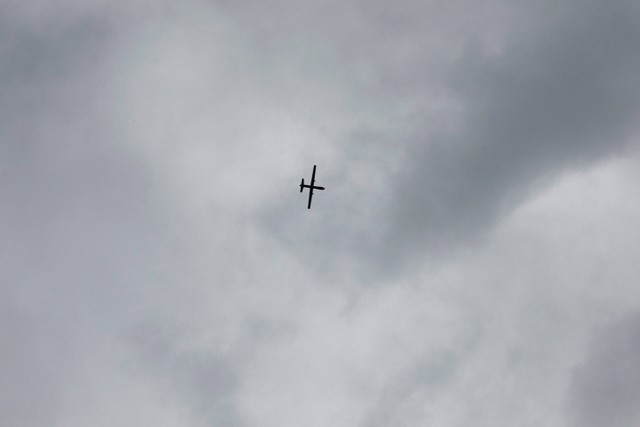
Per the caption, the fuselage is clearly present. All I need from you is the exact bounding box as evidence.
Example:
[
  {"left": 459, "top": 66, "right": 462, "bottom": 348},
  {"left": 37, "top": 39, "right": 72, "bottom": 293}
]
[{"left": 300, "top": 165, "right": 325, "bottom": 209}]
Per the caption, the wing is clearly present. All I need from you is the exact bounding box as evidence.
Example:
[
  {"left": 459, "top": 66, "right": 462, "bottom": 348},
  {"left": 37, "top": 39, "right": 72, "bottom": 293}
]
[{"left": 307, "top": 187, "right": 314, "bottom": 209}]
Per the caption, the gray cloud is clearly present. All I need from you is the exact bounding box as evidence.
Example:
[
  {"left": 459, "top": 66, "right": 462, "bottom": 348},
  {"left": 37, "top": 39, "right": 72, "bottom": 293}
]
[
  {"left": 2, "top": 1, "right": 640, "bottom": 426},
  {"left": 126, "top": 321, "right": 244, "bottom": 426},
  {"left": 0, "top": 301, "right": 63, "bottom": 426},
  {"left": 569, "top": 312, "right": 640, "bottom": 427},
  {"left": 0, "top": 5, "right": 183, "bottom": 425}
]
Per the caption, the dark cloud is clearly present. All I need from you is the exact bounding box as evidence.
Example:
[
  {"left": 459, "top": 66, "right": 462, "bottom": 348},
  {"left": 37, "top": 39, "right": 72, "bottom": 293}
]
[
  {"left": 374, "top": 0, "right": 640, "bottom": 274},
  {"left": 257, "top": 0, "right": 640, "bottom": 282}
]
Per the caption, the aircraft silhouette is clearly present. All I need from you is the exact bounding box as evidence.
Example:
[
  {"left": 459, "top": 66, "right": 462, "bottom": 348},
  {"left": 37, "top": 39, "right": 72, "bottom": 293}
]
[{"left": 300, "top": 165, "right": 325, "bottom": 209}]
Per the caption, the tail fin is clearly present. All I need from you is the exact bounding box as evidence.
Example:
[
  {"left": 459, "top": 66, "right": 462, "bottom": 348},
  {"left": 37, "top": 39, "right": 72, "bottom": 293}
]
[{"left": 300, "top": 178, "right": 305, "bottom": 192}]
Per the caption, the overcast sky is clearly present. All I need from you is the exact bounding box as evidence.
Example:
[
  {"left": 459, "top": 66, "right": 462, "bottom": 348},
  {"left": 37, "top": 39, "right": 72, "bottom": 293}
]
[{"left": 2, "top": 0, "right": 640, "bottom": 426}]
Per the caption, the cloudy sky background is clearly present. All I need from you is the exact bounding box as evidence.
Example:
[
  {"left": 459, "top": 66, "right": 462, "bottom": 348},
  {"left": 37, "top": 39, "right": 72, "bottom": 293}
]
[{"left": 2, "top": 0, "right": 640, "bottom": 426}]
